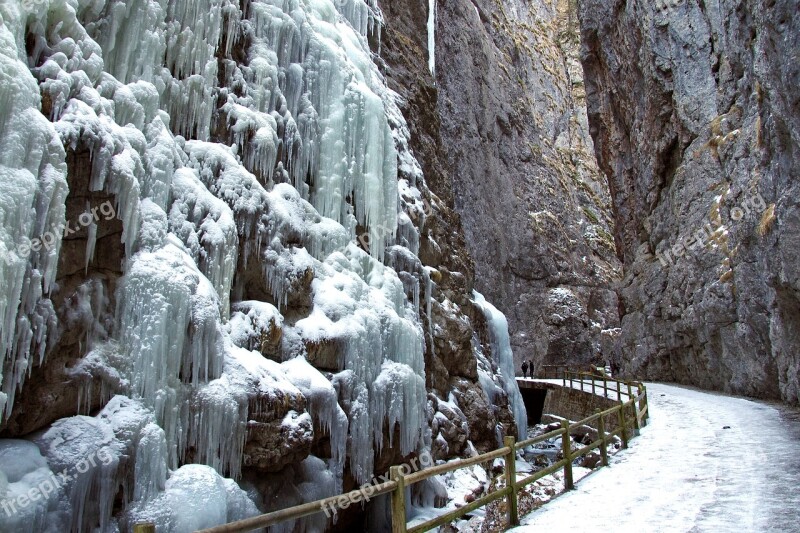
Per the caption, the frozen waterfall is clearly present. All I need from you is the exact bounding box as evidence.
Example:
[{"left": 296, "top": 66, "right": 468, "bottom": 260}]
[
  {"left": 0, "top": 0, "right": 509, "bottom": 530},
  {"left": 473, "top": 291, "right": 527, "bottom": 440},
  {"left": 427, "top": 0, "right": 436, "bottom": 77}
]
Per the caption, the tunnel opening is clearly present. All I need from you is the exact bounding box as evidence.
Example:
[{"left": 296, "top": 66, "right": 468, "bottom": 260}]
[{"left": 520, "top": 387, "right": 547, "bottom": 425}]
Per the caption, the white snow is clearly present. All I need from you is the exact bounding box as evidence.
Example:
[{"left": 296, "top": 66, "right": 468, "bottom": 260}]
[
  {"left": 282, "top": 356, "right": 348, "bottom": 491},
  {"left": 0, "top": 440, "right": 69, "bottom": 532},
  {"left": 227, "top": 301, "right": 283, "bottom": 353},
  {"left": 0, "top": 0, "right": 469, "bottom": 527},
  {"left": 125, "top": 463, "right": 260, "bottom": 533},
  {"left": 511, "top": 383, "right": 800, "bottom": 531}
]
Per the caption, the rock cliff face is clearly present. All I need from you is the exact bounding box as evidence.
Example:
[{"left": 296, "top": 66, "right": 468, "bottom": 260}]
[
  {"left": 434, "top": 0, "right": 622, "bottom": 372},
  {"left": 379, "top": 0, "right": 525, "bottom": 453},
  {"left": 577, "top": 0, "right": 800, "bottom": 404}
]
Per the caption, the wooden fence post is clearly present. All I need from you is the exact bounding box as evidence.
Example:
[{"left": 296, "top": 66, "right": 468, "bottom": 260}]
[
  {"left": 503, "top": 436, "right": 519, "bottom": 526},
  {"left": 626, "top": 382, "right": 633, "bottom": 399},
  {"left": 617, "top": 403, "right": 628, "bottom": 449},
  {"left": 603, "top": 379, "right": 608, "bottom": 399},
  {"left": 133, "top": 524, "right": 155, "bottom": 533},
  {"left": 643, "top": 386, "right": 649, "bottom": 424},
  {"left": 561, "top": 420, "right": 574, "bottom": 490},
  {"left": 390, "top": 466, "right": 407, "bottom": 533},
  {"left": 616, "top": 379, "right": 621, "bottom": 401},
  {"left": 592, "top": 377, "right": 596, "bottom": 395},
  {"left": 636, "top": 383, "right": 647, "bottom": 426},
  {"left": 596, "top": 409, "right": 608, "bottom": 467}
]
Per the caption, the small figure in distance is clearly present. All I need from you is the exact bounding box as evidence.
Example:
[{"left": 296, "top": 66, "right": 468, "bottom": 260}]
[{"left": 521, "top": 360, "right": 529, "bottom": 379}]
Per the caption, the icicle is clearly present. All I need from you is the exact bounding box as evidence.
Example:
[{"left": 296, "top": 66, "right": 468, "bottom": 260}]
[
  {"left": 424, "top": 266, "right": 436, "bottom": 358},
  {"left": 83, "top": 0, "right": 169, "bottom": 85},
  {"left": 239, "top": 0, "right": 399, "bottom": 260},
  {"left": 370, "top": 361, "right": 426, "bottom": 455},
  {"left": 169, "top": 168, "right": 239, "bottom": 319},
  {"left": 133, "top": 422, "right": 168, "bottom": 503},
  {"left": 142, "top": 113, "right": 181, "bottom": 212},
  {"left": 181, "top": 376, "right": 247, "bottom": 478},
  {"left": 295, "top": 244, "right": 428, "bottom": 482},
  {"left": 344, "top": 378, "right": 373, "bottom": 484},
  {"left": 396, "top": 213, "right": 420, "bottom": 256},
  {"left": 115, "top": 240, "right": 225, "bottom": 467},
  {"left": 222, "top": 100, "right": 280, "bottom": 183},
  {"left": 55, "top": 98, "right": 143, "bottom": 258},
  {"left": 85, "top": 220, "right": 98, "bottom": 273}
]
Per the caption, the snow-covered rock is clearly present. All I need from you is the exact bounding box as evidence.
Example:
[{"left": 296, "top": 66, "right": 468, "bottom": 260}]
[{"left": 0, "top": 0, "right": 528, "bottom": 529}]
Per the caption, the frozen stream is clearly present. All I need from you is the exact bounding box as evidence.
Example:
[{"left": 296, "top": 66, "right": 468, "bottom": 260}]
[{"left": 511, "top": 382, "right": 800, "bottom": 532}]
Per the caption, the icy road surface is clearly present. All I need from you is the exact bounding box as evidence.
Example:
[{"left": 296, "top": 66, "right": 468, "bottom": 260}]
[{"left": 511, "top": 382, "right": 800, "bottom": 532}]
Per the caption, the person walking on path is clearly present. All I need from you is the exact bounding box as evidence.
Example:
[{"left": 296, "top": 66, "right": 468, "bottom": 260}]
[{"left": 521, "top": 360, "right": 529, "bottom": 379}]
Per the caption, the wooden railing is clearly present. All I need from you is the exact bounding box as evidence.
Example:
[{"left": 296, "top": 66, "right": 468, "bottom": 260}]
[
  {"left": 147, "top": 372, "right": 649, "bottom": 533},
  {"left": 563, "top": 369, "right": 632, "bottom": 398},
  {"left": 561, "top": 370, "right": 650, "bottom": 430}
]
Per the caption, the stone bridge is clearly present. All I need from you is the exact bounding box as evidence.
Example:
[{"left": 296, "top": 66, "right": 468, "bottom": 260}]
[{"left": 517, "top": 378, "right": 624, "bottom": 429}]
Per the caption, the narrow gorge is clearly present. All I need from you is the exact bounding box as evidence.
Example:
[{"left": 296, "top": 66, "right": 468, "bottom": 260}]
[{"left": 0, "top": 0, "right": 796, "bottom": 531}]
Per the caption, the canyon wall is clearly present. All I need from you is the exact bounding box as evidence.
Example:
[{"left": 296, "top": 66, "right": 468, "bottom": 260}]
[
  {"left": 577, "top": 0, "right": 799, "bottom": 403},
  {"left": 434, "top": 0, "right": 622, "bottom": 372}
]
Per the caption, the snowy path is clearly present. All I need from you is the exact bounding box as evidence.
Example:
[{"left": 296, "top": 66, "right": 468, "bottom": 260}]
[{"left": 511, "top": 382, "right": 800, "bottom": 532}]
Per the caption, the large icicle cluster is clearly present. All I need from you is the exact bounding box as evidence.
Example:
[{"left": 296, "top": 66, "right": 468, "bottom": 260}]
[
  {"left": 0, "top": 6, "right": 68, "bottom": 419},
  {"left": 0, "top": 394, "right": 256, "bottom": 532},
  {"left": 225, "top": 0, "right": 399, "bottom": 261},
  {"left": 295, "top": 243, "right": 427, "bottom": 482},
  {"left": 0, "top": 0, "right": 436, "bottom": 529}
]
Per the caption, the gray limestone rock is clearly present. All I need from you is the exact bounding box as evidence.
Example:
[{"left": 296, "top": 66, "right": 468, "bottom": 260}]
[
  {"left": 577, "top": 0, "right": 799, "bottom": 403},
  {"left": 435, "top": 0, "right": 622, "bottom": 372}
]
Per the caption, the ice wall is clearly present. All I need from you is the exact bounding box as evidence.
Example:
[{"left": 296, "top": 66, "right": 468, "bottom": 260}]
[
  {"left": 0, "top": 4, "right": 68, "bottom": 419},
  {"left": 473, "top": 291, "right": 527, "bottom": 440},
  {"left": 0, "top": 0, "right": 435, "bottom": 529}
]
